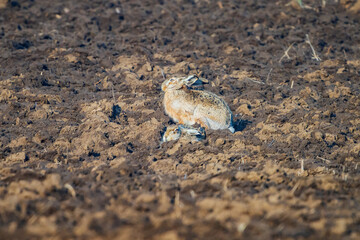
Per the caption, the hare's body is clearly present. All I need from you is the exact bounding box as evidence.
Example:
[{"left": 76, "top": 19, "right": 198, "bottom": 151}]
[{"left": 162, "top": 75, "right": 235, "bottom": 133}]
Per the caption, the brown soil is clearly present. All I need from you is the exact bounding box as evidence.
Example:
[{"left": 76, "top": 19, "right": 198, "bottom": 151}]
[{"left": 1, "top": 0, "right": 360, "bottom": 239}]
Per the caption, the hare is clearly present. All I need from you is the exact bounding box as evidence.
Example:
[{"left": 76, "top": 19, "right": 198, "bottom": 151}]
[
  {"left": 162, "top": 125, "right": 206, "bottom": 143},
  {"left": 161, "top": 75, "right": 235, "bottom": 133},
  {"left": 162, "top": 125, "right": 181, "bottom": 142}
]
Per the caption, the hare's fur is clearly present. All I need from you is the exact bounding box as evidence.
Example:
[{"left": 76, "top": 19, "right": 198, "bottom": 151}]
[
  {"left": 162, "top": 125, "right": 206, "bottom": 142},
  {"left": 162, "top": 75, "right": 234, "bottom": 133},
  {"left": 162, "top": 125, "right": 181, "bottom": 142}
]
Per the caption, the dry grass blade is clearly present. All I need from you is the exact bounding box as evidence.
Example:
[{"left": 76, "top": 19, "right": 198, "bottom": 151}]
[
  {"left": 64, "top": 183, "right": 76, "bottom": 197},
  {"left": 279, "top": 43, "right": 294, "bottom": 63},
  {"left": 305, "top": 34, "right": 321, "bottom": 61},
  {"left": 245, "top": 77, "right": 265, "bottom": 85},
  {"left": 161, "top": 69, "right": 166, "bottom": 80},
  {"left": 266, "top": 68, "right": 273, "bottom": 83}
]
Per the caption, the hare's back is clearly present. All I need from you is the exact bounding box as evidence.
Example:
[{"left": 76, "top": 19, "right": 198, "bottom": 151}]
[
  {"left": 190, "top": 90, "right": 230, "bottom": 111},
  {"left": 190, "top": 90, "right": 232, "bottom": 124}
]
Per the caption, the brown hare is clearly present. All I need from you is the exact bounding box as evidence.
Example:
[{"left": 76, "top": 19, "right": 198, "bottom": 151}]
[
  {"left": 161, "top": 75, "right": 235, "bottom": 133},
  {"left": 162, "top": 125, "right": 206, "bottom": 143}
]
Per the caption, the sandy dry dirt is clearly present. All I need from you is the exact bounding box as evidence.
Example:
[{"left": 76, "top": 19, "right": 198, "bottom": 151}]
[{"left": 0, "top": 0, "right": 360, "bottom": 239}]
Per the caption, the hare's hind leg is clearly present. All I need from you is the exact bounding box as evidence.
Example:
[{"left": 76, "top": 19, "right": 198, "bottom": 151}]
[
  {"left": 193, "top": 107, "right": 209, "bottom": 129},
  {"left": 192, "top": 118, "right": 208, "bottom": 130},
  {"left": 228, "top": 126, "right": 235, "bottom": 133}
]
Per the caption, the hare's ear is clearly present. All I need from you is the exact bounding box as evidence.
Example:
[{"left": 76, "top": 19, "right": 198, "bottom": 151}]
[
  {"left": 182, "top": 75, "right": 209, "bottom": 87},
  {"left": 182, "top": 75, "right": 198, "bottom": 86},
  {"left": 197, "top": 77, "right": 209, "bottom": 83}
]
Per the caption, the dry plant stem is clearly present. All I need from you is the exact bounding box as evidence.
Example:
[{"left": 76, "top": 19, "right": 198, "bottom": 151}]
[
  {"left": 342, "top": 166, "right": 348, "bottom": 181},
  {"left": 245, "top": 77, "right": 265, "bottom": 85},
  {"left": 190, "top": 190, "right": 196, "bottom": 199},
  {"left": 316, "top": 156, "right": 331, "bottom": 164},
  {"left": 343, "top": 50, "right": 347, "bottom": 60},
  {"left": 266, "top": 68, "right": 273, "bottom": 83},
  {"left": 64, "top": 183, "right": 76, "bottom": 197},
  {"left": 111, "top": 84, "right": 116, "bottom": 103},
  {"left": 297, "top": 0, "right": 304, "bottom": 8},
  {"left": 268, "top": 139, "right": 275, "bottom": 147},
  {"left": 279, "top": 43, "right": 294, "bottom": 63},
  {"left": 305, "top": 34, "right": 321, "bottom": 61},
  {"left": 290, "top": 181, "right": 300, "bottom": 195},
  {"left": 300, "top": 159, "right": 304, "bottom": 173},
  {"left": 286, "top": 0, "right": 303, "bottom": 8},
  {"left": 161, "top": 69, "right": 166, "bottom": 80}
]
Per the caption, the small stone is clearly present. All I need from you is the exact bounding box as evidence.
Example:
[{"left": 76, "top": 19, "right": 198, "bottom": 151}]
[
  {"left": 314, "top": 131, "right": 323, "bottom": 141},
  {"left": 325, "top": 133, "right": 336, "bottom": 143},
  {"left": 43, "top": 174, "right": 62, "bottom": 190},
  {"left": 6, "top": 152, "right": 27, "bottom": 162},
  {"left": 145, "top": 62, "right": 153, "bottom": 72},
  {"left": 215, "top": 138, "right": 225, "bottom": 146}
]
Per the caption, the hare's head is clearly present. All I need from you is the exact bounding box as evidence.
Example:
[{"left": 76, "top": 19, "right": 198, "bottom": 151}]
[
  {"left": 162, "top": 125, "right": 181, "bottom": 142},
  {"left": 161, "top": 75, "right": 203, "bottom": 91}
]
